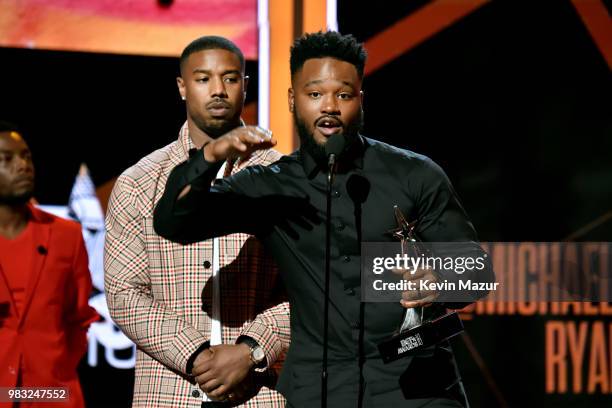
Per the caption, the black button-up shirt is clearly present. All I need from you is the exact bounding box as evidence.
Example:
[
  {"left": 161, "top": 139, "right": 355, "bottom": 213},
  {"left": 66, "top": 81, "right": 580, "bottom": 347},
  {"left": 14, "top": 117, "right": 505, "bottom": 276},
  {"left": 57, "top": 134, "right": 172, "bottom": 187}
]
[{"left": 154, "top": 135, "right": 491, "bottom": 407}]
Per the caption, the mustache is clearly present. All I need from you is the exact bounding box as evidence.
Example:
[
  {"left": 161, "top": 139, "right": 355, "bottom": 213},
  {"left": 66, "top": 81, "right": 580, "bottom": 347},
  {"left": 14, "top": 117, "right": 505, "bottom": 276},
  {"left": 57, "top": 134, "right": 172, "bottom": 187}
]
[
  {"left": 315, "top": 115, "right": 343, "bottom": 127},
  {"left": 206, "top": 99, "right": 231, "bottom": 109},
  {"left": 13, "top": 175, "right": 34, "bottom": 184}
]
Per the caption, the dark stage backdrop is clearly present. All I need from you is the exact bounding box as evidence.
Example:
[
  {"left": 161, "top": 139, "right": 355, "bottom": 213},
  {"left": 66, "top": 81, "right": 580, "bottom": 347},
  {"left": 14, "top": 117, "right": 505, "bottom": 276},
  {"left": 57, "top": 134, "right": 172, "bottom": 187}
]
[
  {"left": 1, "top": 0, "right": 610, "bottom": 407},
  {"left": 339, "top": 1, "right": 612, "bottom": 407}
]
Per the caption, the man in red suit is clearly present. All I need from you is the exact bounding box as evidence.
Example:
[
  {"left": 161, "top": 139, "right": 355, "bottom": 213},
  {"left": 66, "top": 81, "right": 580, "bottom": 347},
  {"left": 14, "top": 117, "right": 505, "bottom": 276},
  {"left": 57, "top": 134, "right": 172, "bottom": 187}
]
[{"left": 0, "top": 122, "right": 99, "bottom": 407}]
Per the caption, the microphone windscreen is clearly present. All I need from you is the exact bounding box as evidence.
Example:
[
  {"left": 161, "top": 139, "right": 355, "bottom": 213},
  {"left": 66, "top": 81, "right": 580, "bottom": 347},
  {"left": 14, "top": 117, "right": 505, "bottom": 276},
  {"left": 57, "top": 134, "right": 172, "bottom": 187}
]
[
  {"left": 325, "top": 134, "right": 345, "bottom": 157},
  {"left": 346, "top": 174, "right": 370, "bottom": 204}
]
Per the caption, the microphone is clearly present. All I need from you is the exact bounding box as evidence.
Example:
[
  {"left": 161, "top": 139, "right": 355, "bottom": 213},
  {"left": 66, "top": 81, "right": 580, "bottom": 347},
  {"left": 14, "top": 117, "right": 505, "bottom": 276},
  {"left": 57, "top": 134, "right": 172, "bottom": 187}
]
[{"left": 325, "top": 133, "right": 345, "bottom": 167}]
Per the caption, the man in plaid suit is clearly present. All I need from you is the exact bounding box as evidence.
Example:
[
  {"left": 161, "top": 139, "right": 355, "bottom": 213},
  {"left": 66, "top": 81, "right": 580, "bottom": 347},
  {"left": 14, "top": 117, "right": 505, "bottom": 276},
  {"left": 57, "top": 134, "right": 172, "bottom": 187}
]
[{"left": 104, "top": 36, "right": 289, "bottom": 407}]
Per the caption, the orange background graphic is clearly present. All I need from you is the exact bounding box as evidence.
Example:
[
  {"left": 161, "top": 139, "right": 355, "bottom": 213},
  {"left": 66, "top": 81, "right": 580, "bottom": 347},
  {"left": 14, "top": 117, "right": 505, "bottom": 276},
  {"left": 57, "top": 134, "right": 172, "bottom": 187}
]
[{"left": 0, "top": 0, "right": 258, "bottom": 58}]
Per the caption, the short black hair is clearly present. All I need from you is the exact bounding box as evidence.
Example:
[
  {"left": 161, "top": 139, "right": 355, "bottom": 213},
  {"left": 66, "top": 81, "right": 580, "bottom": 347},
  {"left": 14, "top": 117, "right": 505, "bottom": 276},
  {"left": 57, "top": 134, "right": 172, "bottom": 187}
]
[
  {"left": 180, "top": 36, "right": 245, "bottom": 73},
  {"left": 0, "top": 120, "right": 21, "bottom": 135},
  {"left": 290, "top": 31, "right": 367, "bottom": 79}
]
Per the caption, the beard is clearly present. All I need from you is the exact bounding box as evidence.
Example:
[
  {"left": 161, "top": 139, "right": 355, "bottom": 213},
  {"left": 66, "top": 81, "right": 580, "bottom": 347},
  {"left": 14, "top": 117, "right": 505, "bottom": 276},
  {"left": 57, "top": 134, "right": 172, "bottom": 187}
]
[
  {"left": 194, "top": 116, "right": 237, "bottom": 139},
  {"left": 295, "top": 112, "right": 327, "bottom": 165},
  {"left": 294, "top": 108, "right": 364, "bottom": 166},
  {"left": 0, "top": 189, "right": 34, "bottom": 206},
  {"left": 190, "top": 104, "right": 242, "bottom": 139}
]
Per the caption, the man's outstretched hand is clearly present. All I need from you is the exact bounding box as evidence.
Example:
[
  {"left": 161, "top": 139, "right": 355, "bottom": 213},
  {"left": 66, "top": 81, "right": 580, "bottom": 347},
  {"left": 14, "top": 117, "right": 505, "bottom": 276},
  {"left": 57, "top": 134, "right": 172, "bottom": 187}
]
[{"left": 204, "top": 126, "right": 276, "bottom": 163}]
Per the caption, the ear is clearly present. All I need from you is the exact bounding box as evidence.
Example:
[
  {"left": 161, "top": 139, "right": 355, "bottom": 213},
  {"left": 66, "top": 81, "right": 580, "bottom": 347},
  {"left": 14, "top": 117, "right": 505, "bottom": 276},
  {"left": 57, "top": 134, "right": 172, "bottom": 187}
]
[
  {"left": 177, "top": 77, "right": 186, "bottom": 101},
  {"left": 288, "top": 88, "right": 295, "bottom": 112}
]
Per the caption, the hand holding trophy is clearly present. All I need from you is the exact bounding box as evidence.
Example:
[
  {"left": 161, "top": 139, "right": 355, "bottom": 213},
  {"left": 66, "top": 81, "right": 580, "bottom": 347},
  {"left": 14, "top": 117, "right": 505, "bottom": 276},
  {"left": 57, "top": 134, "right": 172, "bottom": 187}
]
[
  {"left": 395, "top": 267, "right": 439, "bottom": 309},
  {"left": 377, "top": 206, "right": 464, "bottom": 364}
]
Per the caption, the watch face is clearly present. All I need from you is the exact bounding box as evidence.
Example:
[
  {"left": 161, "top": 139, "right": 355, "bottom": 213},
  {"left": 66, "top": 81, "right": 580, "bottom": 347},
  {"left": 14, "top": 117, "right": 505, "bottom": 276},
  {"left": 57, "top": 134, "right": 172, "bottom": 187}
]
[{"left": 252, "top": 346, "right": 265, "bottom": 363}]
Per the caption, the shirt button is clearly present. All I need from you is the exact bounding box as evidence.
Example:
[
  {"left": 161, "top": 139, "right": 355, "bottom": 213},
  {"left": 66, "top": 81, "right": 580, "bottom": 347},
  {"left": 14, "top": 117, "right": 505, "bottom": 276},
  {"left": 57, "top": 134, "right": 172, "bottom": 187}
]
[
  {"left": 8, "top": 365, "right": 16, "bottom": 375},
  {"left": 342, "top": 255, "right": 351, "bottom": 263},
  {"left": 333, "top": 190, "right": 341, "bottom": 198},
  {"left": 203, "top": 260, "right": 211, "bottom": 269},
  {"left": 336, "top": 222, "right": 345, "bottom": 231},
  {"left": 192, "top": 390, "right": 201, "bottom": 398}
]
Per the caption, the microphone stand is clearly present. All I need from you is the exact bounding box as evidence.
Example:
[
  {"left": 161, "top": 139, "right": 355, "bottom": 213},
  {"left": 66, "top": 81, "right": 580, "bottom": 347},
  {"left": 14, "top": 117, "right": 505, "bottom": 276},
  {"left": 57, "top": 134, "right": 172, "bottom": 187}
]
[{"left": 322, "top": 153, "right": 337, "bottom": 408}]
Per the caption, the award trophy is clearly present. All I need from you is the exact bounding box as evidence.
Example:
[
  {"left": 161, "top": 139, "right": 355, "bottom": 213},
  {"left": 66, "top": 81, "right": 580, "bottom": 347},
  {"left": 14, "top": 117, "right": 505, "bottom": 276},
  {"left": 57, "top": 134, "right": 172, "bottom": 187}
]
[{"left": 377, "top": 206, "right": 464, "bottom": 364}]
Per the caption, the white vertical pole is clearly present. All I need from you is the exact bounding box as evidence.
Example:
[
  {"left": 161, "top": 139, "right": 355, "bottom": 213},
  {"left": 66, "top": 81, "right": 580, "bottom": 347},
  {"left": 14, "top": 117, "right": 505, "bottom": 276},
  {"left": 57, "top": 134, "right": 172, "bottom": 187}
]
[
  {"left": 326, "top": 0, "right": 338, "bottom": 31},
  {"left": 258, "top": 0, "right": 270, "bottom": 128}
]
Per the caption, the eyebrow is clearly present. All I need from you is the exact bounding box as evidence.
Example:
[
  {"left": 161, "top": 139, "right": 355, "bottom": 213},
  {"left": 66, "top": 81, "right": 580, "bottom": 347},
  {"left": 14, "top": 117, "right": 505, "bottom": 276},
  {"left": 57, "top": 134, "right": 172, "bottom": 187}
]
[
  {"left": 192, "top": 69, "right": 242, "bottom": 76},
  {"left": 304, "top": 79, "right": 355, "bottom": 88},
  {"left": 0, "top": 148, "right": 29, "bottom": 154}
]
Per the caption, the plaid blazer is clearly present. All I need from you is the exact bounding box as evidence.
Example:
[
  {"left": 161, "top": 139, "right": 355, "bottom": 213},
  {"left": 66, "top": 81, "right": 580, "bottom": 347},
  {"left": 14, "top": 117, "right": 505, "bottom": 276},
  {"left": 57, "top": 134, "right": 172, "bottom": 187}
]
[{"left": 104, "top": 123, "right": 290, "bottom": 408}]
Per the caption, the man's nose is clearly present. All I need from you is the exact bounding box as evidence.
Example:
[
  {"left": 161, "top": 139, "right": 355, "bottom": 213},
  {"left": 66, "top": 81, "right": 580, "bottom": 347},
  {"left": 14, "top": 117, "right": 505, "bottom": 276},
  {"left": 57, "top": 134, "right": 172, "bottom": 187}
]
[
  {"left": 321, "top": 94, "right": 340, "bottom": 115},
  {"left": 210, "top": 77, "right": 228, "bottom": 98},
  {"left": 15, "top": 156, "right": 33, "bottom": 173}
]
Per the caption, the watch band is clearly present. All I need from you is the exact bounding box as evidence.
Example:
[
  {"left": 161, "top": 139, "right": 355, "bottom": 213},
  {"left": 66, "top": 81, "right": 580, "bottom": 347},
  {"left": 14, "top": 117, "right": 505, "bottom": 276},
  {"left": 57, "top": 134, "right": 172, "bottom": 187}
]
[{"left": 237, "top": 336, "right": 266, "bottom": 368}]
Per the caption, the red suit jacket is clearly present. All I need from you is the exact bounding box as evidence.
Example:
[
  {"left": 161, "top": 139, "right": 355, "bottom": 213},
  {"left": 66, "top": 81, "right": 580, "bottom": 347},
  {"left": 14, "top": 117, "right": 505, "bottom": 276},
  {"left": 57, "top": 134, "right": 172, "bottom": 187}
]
[{"left": 0, "top": 205, "right": 99, "bottom": 408}]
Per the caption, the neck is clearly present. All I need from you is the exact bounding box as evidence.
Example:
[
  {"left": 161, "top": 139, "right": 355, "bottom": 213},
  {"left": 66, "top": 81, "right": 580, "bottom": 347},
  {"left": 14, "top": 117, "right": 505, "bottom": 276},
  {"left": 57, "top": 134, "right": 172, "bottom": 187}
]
[
  {"left": 0, "top": 203, "right": 30, "bottom": 239},
  {"left": 187, "top": 118, "right": 242, "bottom": 148},
  {"left": 187, "top": 120, "right": 213, "bottom": 148}
]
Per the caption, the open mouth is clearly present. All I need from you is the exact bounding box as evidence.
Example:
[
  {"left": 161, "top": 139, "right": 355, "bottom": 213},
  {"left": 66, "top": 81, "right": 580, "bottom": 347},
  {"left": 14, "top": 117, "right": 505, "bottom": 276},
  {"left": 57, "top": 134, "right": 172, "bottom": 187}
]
[{"left": 315, "top": 117, "right": 343, "bottom": 137}]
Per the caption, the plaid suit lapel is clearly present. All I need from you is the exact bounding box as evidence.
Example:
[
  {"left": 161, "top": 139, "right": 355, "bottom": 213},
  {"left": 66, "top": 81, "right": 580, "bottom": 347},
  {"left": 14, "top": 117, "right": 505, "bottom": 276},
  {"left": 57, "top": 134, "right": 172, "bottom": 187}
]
[{"left": 169, "top": 121, "right": 194, "bottom": 167}]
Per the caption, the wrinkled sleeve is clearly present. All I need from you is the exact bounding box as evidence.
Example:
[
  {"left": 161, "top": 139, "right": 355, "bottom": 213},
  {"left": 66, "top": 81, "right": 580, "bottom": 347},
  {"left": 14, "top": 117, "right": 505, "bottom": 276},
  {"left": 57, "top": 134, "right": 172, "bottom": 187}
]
[
  {"left": 153, "top": 152, "right": 266, "bottom": 243},
  {"left": 240, "top": 301, "right": 291, "bottom": 370},
  {"left": 104, "top": 175, "right": 209, "bottom": 374},
  {"left": 415, "top": 157, "right": 495, "bottom": 306}
]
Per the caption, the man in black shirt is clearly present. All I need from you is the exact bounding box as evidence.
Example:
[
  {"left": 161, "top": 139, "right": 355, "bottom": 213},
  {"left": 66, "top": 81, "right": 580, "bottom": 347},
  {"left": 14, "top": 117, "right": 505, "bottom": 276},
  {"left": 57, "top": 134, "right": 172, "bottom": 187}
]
[{"left": 155, "top": 31, "right": 493, "bottom": 408}]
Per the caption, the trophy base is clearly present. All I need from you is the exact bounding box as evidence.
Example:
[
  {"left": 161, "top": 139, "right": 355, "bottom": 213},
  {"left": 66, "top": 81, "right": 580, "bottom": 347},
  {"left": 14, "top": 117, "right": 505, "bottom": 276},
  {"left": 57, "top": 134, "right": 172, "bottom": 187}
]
[{"left": 378, "top": 312, "right": 464, "bottom": 364}]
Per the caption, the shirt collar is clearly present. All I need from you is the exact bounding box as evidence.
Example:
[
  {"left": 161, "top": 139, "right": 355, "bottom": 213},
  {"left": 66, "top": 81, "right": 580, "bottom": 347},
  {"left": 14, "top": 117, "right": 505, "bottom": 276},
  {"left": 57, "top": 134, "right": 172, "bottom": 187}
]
[
  {"left": 177, "top": 121, "right": 191, "bottom": 152},
  {"left": 299, "top": 134, "right": 367, "bottom": 178}
]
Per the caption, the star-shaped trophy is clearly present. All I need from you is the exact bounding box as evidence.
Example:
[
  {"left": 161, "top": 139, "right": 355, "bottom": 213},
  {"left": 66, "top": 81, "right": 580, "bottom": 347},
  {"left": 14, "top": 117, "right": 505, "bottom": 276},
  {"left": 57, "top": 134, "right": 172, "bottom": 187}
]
[
  {"left": 377, "top": 205, "right": 464, "bottom": 364},
  {"left": 386, "top": 206, "right": 423, "bottom": 331},
  {"left": 386, "top": 205, "right": 418, "bottom": 257}
]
